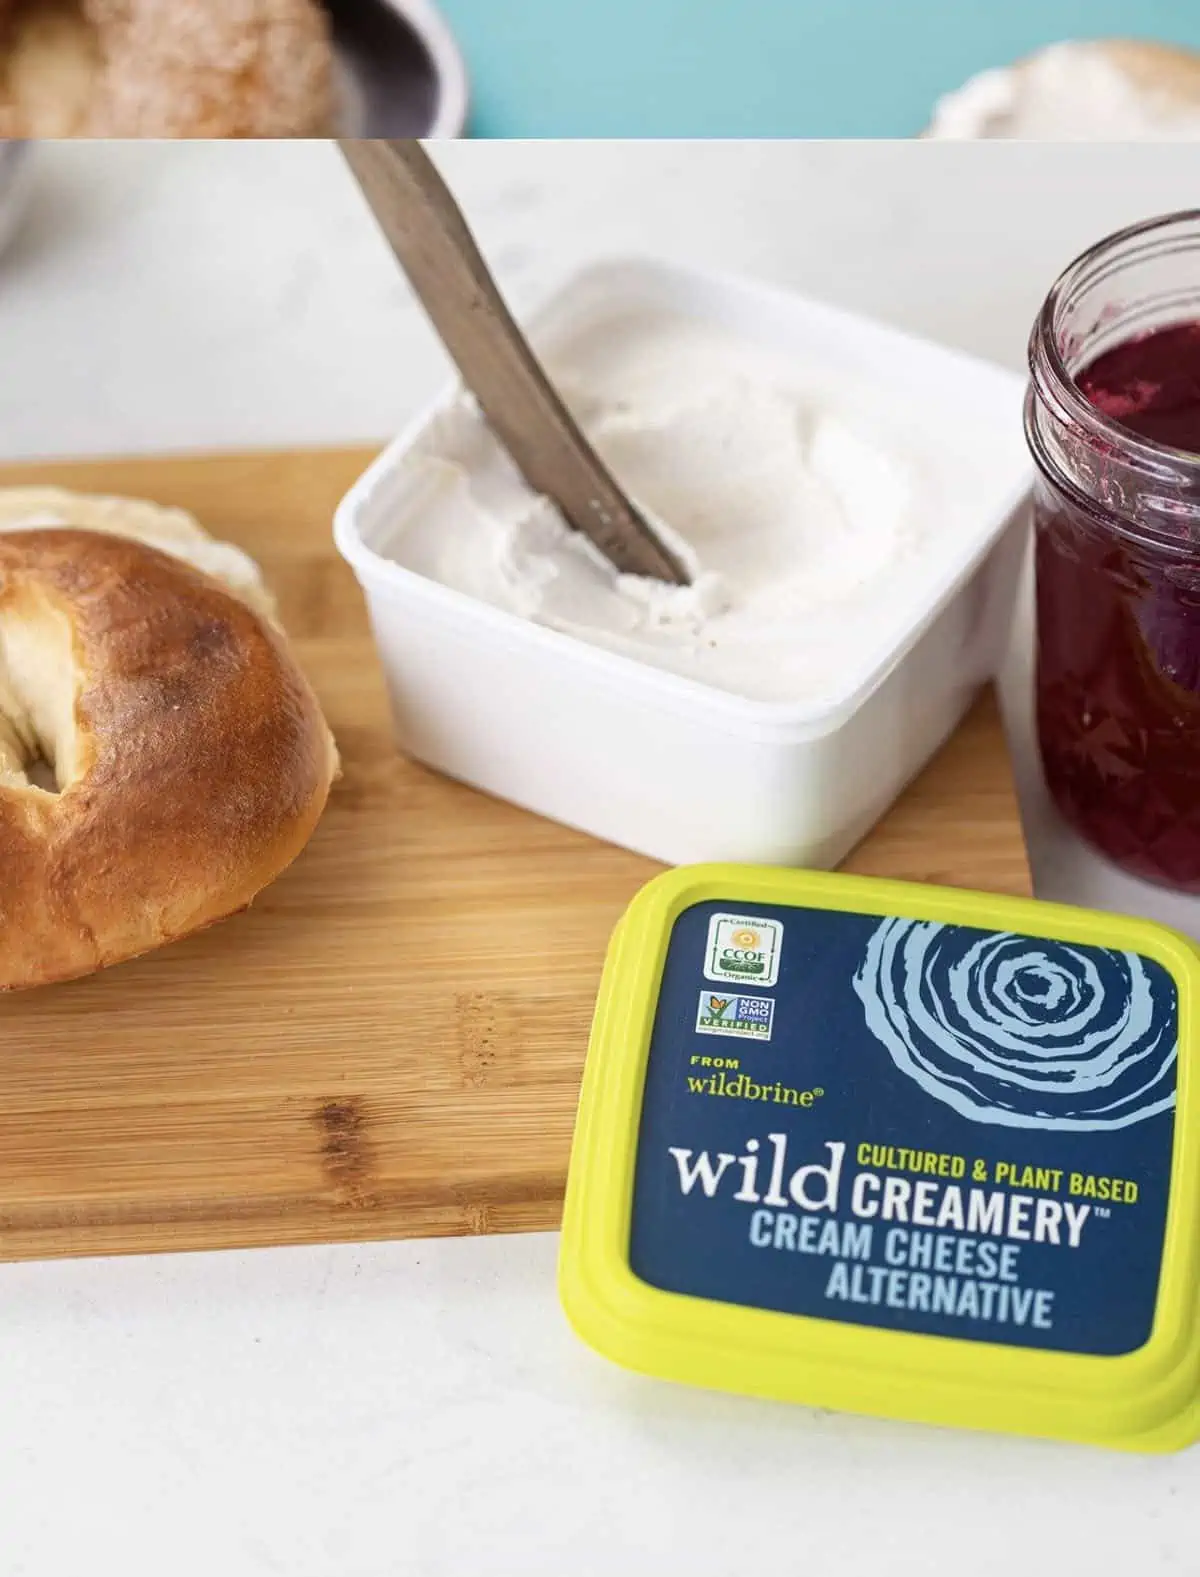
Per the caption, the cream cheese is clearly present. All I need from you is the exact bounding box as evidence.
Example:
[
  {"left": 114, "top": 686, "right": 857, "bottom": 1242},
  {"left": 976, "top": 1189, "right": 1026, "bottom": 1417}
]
[{"left": 380, "top": 309, "right": 999, "bottom": 704}]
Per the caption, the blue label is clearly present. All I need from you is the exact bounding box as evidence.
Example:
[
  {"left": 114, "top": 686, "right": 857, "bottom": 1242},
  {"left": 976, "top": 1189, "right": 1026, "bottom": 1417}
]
[{"left": 629, "top": 901, "right": 1178, "bottom": 1356}]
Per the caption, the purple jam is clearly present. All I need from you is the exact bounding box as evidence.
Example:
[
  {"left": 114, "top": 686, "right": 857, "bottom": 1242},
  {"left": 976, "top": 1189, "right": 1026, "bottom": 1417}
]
[
  {"left": 1036, "top": 322, "right": 1200, "bottom": 890},
  {"left": 1076, "top": 322, "right": 1200, "bottom": 451}
]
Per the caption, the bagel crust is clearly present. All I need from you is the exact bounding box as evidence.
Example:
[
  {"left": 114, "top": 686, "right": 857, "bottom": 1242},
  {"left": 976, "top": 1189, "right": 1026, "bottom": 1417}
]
[{"left": 0, "top": 527, "right": 337, "bottom": 990}]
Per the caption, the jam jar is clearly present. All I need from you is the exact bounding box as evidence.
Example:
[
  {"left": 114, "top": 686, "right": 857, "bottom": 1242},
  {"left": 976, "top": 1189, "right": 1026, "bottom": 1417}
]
[{"left": 1026, "top": 211, "right": 1200, "bottom": 892}]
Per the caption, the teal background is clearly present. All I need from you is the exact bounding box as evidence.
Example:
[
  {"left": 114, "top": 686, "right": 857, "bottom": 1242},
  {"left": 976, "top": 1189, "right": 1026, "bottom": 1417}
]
[{"left": 437, "top": 0, "right": 1200, "bottom": 137}]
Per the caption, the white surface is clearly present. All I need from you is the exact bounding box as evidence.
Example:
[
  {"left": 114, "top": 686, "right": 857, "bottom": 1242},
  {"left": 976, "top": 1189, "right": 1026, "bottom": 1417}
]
[
  {"left": 340, "top": 255, "right": 1027, "bottom": 867},
  {"left": 3, "top": 140, "right": 1200, "bottom": 1574},
  {"left": 1, "top": 1232, "right": 1194, "bottom": 1576},
  {"left": 4, "top": 138, "right": 1200, "bottom": 457}
]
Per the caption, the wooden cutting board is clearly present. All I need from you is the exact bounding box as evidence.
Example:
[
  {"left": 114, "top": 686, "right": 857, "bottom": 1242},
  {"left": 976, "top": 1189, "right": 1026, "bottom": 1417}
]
[{"left": 0, "top": 449, "right": 1030, "bottom": 1262}]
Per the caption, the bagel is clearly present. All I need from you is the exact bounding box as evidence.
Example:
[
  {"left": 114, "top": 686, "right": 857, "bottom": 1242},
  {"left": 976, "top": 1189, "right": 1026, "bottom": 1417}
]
[
  {"left": 0, "top": 487, "right": 277, "bottom": 620},
  {"left": 0, "top": 512, "right": 337, "bottom": 990},
  {"left": 1096, "top": 38, "right": 1200, "bottom": 108},
  {"left": 925, "top": 38, "right": 1200, "bottom": 138},
  {"left": 0, "top": 0, "right": 334, "bottom": 137}
]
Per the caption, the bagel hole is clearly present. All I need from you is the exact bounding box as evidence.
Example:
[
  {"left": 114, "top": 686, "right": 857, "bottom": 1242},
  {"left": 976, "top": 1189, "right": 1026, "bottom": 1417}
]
[
  {"left": 26, "top": 753, "right": 59, "bottom": 794},
  {"left": 0, "top": 594, "right": 78, "bottom": 795}
]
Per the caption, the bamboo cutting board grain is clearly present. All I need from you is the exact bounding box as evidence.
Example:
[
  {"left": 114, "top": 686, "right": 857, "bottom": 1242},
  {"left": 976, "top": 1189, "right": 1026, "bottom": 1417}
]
[{"left": 0, "top": 449, "right": 1031, "bottom": 1262}]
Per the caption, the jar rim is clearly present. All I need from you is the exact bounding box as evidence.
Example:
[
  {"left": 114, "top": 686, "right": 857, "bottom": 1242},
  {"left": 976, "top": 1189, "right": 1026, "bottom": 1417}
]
[
  {"left": 1030, "top": 208, "right": 1200, "bottom": 482},
  {"left": 1022, "top": 382, "right": 1200, "bottom": 557}
]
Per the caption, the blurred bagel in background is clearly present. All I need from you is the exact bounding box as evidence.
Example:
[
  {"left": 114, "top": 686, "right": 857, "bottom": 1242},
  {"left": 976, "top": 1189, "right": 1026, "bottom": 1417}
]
[
  {"left": 926, "top": 38, "right": 1200, "bottom": 139},
  {"left": 0, "top": 0, "right": 334, "bottom": 136}
]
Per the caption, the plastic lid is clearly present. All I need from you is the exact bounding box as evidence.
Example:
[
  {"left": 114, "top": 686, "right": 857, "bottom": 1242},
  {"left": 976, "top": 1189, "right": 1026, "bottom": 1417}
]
[{"left": 559, "top": 865, "right": 1200, "bottom": 1452}]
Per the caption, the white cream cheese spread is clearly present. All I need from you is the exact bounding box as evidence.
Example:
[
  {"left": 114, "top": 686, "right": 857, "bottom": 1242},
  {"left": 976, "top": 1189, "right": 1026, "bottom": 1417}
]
[{"left": 381, "top": 310, "right": 1003, "bottom": 704}]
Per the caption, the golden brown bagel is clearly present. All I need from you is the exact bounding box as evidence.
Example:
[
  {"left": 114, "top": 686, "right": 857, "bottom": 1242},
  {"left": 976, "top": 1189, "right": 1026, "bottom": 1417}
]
[
  {"left": 0, "top": 527, "right": 338, "bottom": 990},
  {"left": 0, "top": 0, "right": 334, "bottom": 137},
  {"left": 1097, "top": 38, "right": 1200, "bottom": 106},
  {"left": 0, "top": 485, "right": 278, "bottom": 621}
]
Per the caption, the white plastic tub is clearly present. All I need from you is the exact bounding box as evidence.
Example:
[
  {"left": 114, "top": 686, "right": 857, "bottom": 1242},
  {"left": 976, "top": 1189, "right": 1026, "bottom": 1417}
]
[{"left": 335, "top": 257, "right": 1031, "bottom": 867}]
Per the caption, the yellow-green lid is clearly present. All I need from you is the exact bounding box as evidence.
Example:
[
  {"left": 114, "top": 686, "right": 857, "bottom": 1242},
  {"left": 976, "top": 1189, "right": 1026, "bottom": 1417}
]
[{"left": 559, "top": 865, "right": 1200, "bottom": 1452}]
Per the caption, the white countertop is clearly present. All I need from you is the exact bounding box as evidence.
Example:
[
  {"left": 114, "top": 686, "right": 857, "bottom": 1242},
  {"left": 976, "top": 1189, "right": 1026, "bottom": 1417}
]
[{"left": 3, "top": 139, "right": 1200, "bottom": 1575}]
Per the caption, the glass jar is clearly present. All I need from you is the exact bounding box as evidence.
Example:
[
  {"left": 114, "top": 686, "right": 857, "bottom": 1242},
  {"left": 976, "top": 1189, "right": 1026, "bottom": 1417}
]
[{"left": 1025, "top": 210, "right": 1200, "bottom": 892}]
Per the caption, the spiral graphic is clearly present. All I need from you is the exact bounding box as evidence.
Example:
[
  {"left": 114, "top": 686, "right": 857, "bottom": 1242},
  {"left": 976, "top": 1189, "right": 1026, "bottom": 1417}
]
[{"left": 852, "top": 920, "right": 1177, "bottom": 1130}]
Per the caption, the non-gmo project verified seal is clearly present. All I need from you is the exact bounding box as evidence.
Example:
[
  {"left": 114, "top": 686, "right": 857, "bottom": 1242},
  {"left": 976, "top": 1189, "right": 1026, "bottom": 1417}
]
[
  {"left": 704, "top": 914, "right": 782, "bottom": 987},
  {"left": 695, "top": 990, "right": 775, "bottom": 1042}
]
